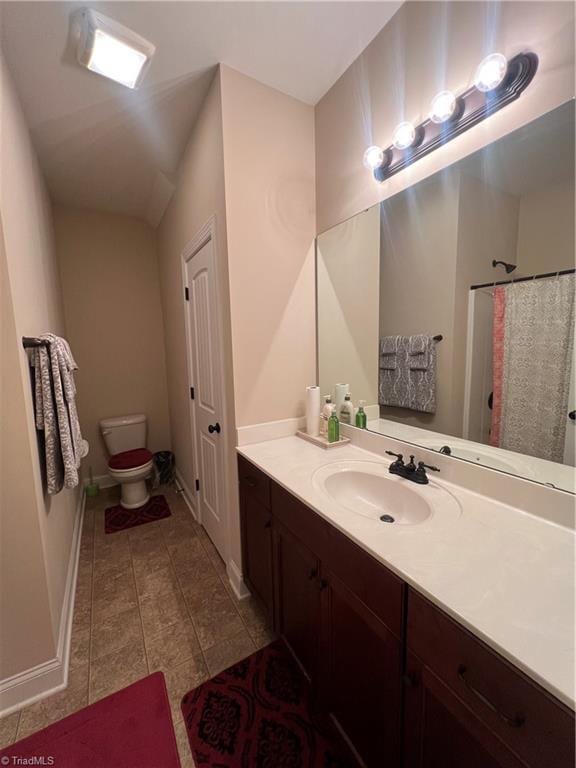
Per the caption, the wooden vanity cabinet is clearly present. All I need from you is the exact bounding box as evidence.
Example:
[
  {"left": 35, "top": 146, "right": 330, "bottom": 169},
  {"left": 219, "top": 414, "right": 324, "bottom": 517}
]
[
  {"left": 405, "top": 590, "right": 575, "bottom": 768},
  {"left": 240, "top": 460, "right": 405, "bottom": 768},
  {"left": 318, "top": 568, "right": 403, "bottom": 767},
  {"left": 238, "top": 457, "right": 575, "bottom": 768},
  {"left": 272, "top": 520, "right": 321, "bottom": 683},
  {"left": 238, "top": 456, "right": 274, "bottom": 620}
]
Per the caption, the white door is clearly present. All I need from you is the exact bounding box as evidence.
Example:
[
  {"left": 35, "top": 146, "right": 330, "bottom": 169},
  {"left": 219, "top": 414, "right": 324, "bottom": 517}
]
[{"left": 184, "top": 237, "right": 227, "bottom": 557}]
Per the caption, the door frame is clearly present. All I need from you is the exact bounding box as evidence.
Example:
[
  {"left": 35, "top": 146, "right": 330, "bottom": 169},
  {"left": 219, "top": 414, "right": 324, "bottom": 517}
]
[{"left": 180, "top": 215, "right": 230, "bottom": 562}]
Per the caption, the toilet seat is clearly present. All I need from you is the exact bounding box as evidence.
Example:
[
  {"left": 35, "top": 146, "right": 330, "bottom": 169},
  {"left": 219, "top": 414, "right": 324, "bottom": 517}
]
[
  {"left": 108, "top": 448, "right": 153, "bottom": 471},
  {"left": 108, "top": 449, "right": 154, "bottom": 509}
]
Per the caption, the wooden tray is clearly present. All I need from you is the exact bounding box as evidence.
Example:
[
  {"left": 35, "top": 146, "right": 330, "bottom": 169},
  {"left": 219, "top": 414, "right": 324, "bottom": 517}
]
[{"left": 296, "top": 431, "right": 351, "bottom": 449}]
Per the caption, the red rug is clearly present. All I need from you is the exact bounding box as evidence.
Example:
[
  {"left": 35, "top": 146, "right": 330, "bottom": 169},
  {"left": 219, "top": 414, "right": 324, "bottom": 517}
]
[
  {"left": 105, "top": 494, "right": 171, "bottom": 534},
  {"left": 181, "top": 640, "right": 351, "bottom": 767},
  {"left": 0, "top": 672, "right": 181, "bottom": 768}
]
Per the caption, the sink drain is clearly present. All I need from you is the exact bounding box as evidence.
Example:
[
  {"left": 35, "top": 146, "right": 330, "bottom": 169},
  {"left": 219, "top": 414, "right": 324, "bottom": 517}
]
[{"left": 379, "top": 514, "right": 395, "bottom": 523}]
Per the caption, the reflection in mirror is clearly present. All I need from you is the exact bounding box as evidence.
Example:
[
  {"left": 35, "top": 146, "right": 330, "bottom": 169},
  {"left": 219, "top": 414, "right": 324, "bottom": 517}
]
[{"left": 317, "top": 101, "right": 575, "bottom": 493}]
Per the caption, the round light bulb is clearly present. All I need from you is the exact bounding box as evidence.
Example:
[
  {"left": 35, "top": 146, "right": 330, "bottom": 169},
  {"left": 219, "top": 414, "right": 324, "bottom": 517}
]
[
  {"left": 429, "top": 90, "right": 457, "bottom": 124},
  {"left": 474, "top": 53, "right": 508, "bottom": 93},
  {"left": 392, "top": 121, "right": 416, "bottom": 150},
  {"left": 363, "top": 145, "right": 385, "bottom": 170}
]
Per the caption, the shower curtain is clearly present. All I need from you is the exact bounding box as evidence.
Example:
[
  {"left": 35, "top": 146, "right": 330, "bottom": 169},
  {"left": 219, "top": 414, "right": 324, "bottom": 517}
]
[{"left": 490, "top": 274, "right": 575, "bottom": 462}]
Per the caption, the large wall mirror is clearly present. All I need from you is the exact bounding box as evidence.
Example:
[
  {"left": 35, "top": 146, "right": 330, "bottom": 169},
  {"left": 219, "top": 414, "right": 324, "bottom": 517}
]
[{"left": 317, "top": 101, "right": 575, "bottom": 493}]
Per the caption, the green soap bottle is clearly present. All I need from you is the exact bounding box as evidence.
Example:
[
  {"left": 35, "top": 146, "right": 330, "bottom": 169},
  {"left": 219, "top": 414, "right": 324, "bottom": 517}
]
[
  {"left": 327, "top": 409, "right": 340, "bottom": 443},
  {"left": 355, "top": 400, "right": 367, "bottom": 429}
]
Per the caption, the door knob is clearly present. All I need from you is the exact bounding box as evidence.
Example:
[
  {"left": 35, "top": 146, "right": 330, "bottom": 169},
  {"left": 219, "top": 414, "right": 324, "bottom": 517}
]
[
  {"left": 208, "top": 422, "right": 221, "bottom": 434},
  {"left": 569, "top": 411, "right": 575, "bottom": 421}
]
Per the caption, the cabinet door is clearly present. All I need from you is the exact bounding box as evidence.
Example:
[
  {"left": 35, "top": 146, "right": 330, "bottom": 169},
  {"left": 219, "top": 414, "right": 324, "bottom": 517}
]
[
  {"left": 273, "top": 521, "right": 321, "bottom": 682},
  {"left": 404, "top": 652, "right": 525, "bottom": 768},
  {"left": 319, "top": 570, "right": 402, "bottom": 768},
  {"left": 240, "top": 488, "right": 274, "bottom": 619}
]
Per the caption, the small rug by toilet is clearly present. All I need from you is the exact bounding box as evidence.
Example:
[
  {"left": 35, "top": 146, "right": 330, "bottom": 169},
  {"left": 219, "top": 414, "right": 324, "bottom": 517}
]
[
  {"left": 0, "top": 672, "right": 181, "bottom": 768},
  {"left": 181, "top": 640, "right": 351, "bottom": 768},
  {"left": 105, "top": 494, "right": 171, "bottom": 534}
]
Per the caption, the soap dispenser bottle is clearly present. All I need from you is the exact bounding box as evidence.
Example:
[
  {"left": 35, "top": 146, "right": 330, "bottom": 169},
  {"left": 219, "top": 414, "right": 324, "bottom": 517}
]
[
  {"left": 320, "top": 396, "right": 333, "bottom": 437},
  {"left": 327, "top": 408, "right": 340, "bottom": 443},
  {"left": 355, "top": 400, "right": 367, "bottom": 429},
  {"left": 339, "top": 393, "right": 354, "bottom": 425}
]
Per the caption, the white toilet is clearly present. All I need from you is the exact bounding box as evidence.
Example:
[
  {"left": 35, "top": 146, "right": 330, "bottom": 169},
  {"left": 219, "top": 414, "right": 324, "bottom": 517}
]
[{"left": 100, "top": 414, "right": 154, "bottom": 509}]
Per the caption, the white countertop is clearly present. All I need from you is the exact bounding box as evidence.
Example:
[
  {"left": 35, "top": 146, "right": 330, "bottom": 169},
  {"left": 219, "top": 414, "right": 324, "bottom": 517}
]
[{"left": 237, "top": 436, "right": 575, "bottom": 709}]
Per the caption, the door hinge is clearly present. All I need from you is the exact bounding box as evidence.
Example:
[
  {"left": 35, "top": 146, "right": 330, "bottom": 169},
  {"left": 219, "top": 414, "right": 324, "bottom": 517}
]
[
  {"left": 195, "top": 479, "right": 200, "bottom": 492},
  {"left": 184, "top": 286, "right": 189, "bottom": 301},
  {"left": 190, "top": 386, "right": 195, "bottom": 400}
]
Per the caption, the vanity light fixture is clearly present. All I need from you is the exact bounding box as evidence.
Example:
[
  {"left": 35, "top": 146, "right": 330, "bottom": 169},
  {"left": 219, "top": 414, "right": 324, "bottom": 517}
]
[
  {"left": 363, "top": 145, "right": 386, "bottom": 170},
  {"left": 76, "top": 9, "right": 155, "bottom": 89},
  {"left": 474, "top": 53, "right": 508, "bottom": 93},
  {"left": 392, "top": 121, "right": 417, "bottom": 150},
  {"left": 365, "top": 51, "right": 538, "bottom": 182},
  {"left": 429, "top": 90, "right": 458, "bottom": 124}
]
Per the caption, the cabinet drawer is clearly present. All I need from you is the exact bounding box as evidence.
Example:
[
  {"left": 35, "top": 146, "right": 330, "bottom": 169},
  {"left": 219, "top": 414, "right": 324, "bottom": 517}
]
[
  {"left": 407, "top": 589, "right": 575, "bottom": 768},
  {"left": 237, "top": 455, "right": 271, "bottom": 510},
  {"left": 271, "top": 482, "right": 331, "bottom": 552}
]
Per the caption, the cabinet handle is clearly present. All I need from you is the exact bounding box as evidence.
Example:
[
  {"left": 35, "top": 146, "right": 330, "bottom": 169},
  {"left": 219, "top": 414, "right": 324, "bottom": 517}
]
[
  {"left": 244, "top": 477, "right": 258, "bottom": 488},
  {"left": 308, "top": 568, "right": 318, "bottom": 580},
  {"left": 457, "top": 666, "right": 525, "bottom": 728},
  {"left": 319, "top": 578, "right": 329, "bottom": 591}
]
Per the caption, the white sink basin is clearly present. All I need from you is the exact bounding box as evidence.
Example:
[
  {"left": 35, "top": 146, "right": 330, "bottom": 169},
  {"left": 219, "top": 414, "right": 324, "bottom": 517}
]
[{"left": 313, "top": 460, "right": 461, "bottom": 526}]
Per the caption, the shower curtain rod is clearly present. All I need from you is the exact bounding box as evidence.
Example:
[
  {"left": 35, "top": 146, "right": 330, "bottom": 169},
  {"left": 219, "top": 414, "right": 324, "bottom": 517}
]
[{"left": 470, "top": 267, "right": 575, "bottom": 291}]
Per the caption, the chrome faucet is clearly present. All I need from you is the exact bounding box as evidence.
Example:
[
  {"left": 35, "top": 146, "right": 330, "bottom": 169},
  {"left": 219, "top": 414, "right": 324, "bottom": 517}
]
[{"left": 385, "top": 451, "right": 440, "bottom": 485}]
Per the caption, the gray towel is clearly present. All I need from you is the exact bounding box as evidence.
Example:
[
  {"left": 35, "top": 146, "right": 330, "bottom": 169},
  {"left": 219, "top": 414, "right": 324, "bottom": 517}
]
[
  {"left": 408, "top": 334, "right": 432, "bottom": 370},
  {"left": 30, "top": 334, "right": 88, "bottom": 494},
  {"left": 379, "top": 336, "right": 399, "bottom": 370},
  {"left": 379, "top": 335, "right": 437, "bottom": 413}
]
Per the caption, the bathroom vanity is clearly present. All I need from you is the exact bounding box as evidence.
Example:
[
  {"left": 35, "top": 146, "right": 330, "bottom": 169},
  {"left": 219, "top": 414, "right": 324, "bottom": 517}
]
[{"left": 237, "top": 442, "right": 575, "bottom": 768}]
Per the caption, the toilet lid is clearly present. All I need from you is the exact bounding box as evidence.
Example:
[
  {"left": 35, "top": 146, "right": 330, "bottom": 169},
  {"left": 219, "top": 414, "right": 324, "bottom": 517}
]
[{"left": 109, "top": 448, "right": 153, "bottom": 471}]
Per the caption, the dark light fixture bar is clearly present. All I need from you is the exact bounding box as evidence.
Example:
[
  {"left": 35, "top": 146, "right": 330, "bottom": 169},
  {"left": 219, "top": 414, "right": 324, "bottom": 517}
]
[{"left": 366, "top": 52, "right": 538, "bottom": 183}]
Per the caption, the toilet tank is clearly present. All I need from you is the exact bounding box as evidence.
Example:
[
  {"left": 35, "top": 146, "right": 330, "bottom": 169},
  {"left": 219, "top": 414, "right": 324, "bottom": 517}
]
[{"left": 100, "top": 414, "right": 147, "bottom": 455}]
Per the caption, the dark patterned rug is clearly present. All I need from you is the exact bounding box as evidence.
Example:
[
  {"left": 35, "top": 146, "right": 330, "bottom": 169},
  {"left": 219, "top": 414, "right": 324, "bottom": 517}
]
[
  {"left": 105, "top": 494, "right": 171, "bottom": 534},
  {"left": 181, "top": 640, "right": 351, "bottom": 767}
]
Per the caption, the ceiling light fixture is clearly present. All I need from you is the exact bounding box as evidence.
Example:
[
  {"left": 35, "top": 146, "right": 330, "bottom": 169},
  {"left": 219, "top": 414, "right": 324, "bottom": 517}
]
[
  {"left": 364, "top": 51, "right": 537, "bottom": 183},
  {"left": 76, "top": 9, "right": 155, "bottom": 89},
  {"left": 429, "top": 90, "right": 457, "bottom": 124}
]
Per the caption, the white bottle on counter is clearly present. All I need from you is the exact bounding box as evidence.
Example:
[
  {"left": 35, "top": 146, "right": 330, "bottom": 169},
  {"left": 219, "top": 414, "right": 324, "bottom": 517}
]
[
  {"left": 320, "top": 395, "right": 334, "bottom": 437},
  {"left": 339, "top": 393, "right": 354, "bottom": 425}
]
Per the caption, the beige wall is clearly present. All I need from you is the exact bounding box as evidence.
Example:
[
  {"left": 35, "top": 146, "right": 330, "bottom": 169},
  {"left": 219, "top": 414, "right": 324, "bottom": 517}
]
[
  {"left": 158, "top": 66, "right": 315, "bottom": 578},
  {"left": 516, "top": 179, "right": 575, "bottom": 275},
  {"left": 221, "top": 66, "right": 316, "bottom": 427},
  {"left": 54, "top": 207, "right": 171, "bottom": 478},
  {"left": 0, "top": 54, "right": 77, "bottom": 682},
  {"left": 158, "top": 69, "right": 234, "bottom": 509},
  {"left": 379, "top": 171, "right": 461, "bottom": 435},
  {"left": 315, "top": 1, "right": 575, "bottom": 233},
  {"left": 318, "top": 205, "right": 380, "bottom": 406}
]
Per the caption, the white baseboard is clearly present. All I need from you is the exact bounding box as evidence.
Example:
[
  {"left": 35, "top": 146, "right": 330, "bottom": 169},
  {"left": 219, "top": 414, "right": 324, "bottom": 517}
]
[
  {"left": 236, "top": 416, "right": 306, "bottom": 447},
  {"left": 0, "top": 488, "right": 85, "bottom": 717},
  {"left": 227, "top": 558, "right": 250, "bottom": 600},
  {"left": 83, "top": 472, "right": 117, "bottom": 489},
  {"left": 175, "top": 468, "right": 198, "bottom": 519}
]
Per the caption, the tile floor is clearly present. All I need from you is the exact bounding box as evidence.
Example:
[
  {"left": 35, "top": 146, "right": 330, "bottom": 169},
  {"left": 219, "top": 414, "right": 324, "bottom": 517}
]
[{"left": 0, "top": 484, "right": 275, "bottom": 767}]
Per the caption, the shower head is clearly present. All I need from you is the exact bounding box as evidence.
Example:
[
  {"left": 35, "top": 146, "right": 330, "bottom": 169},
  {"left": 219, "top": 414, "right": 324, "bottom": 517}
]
[{"left": 492, "top": 260, "right": 517, "bottom": 274}]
